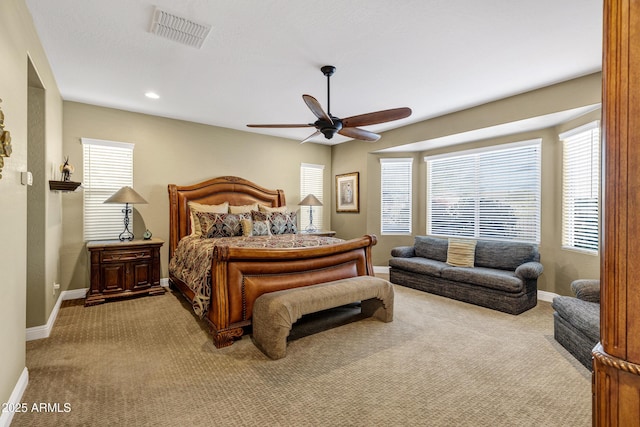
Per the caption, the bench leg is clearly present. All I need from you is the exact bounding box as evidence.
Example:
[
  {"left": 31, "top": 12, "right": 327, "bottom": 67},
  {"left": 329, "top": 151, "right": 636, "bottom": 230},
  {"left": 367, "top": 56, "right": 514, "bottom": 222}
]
[
  {"left": 253, "top": 322, "right": 290, "bottom": 360},
  {"left": 361, "top": 298, "right": 393, "bottom": 322}
]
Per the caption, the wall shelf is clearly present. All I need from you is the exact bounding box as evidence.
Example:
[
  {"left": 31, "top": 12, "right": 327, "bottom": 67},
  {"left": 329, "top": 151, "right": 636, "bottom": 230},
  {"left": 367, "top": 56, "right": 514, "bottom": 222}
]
[{"left": 49, "top": 180, "right": 81, "bottom": 192}]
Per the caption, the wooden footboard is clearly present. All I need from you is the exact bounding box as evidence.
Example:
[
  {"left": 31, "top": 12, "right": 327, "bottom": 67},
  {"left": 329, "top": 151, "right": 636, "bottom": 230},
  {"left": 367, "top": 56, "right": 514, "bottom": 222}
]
[{"left": 206, "top": 234, "right": 376, "bottom": 347}]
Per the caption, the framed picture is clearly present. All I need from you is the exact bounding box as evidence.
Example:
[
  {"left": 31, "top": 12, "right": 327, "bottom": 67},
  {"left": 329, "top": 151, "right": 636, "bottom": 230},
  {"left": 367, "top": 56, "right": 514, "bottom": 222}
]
[{"left": 336, "top": 172, "right": 359, "bottom": 213}]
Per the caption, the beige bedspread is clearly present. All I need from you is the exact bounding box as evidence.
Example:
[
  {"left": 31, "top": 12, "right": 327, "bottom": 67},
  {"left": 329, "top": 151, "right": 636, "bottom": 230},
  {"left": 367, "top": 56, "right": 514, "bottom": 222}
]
[{"left": 168, "top": 234, "right": 343, "bottom": 317}]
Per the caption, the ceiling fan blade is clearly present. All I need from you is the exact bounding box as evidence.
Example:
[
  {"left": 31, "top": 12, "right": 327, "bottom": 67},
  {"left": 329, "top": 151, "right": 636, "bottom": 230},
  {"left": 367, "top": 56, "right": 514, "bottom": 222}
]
[
  {"left": 300, "top": 130, "right": 321, "bottom": 144},
  {"left": 339, "top": 127, "right": 381, "bottom": 142},
  {"left": 247, "top": 123, "right": 313, "bottom": 128},
  {"left": 302, "top": 94, "right": 333, "bottom": 124},
  {"left": 342, "top": 107, "right": 412, "bottom": 128}
]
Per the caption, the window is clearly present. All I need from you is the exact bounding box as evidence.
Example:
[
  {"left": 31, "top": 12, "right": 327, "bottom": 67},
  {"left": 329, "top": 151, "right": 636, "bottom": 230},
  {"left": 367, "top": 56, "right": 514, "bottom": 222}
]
[
  {"left": 82, "top": 138, "right": 135, "bottom": 241},
  {"left": 381, "top": 158, "right": 412, "bottom": 234},
  {"left": 560, "top": 121, "right": 600, "bottom": 253},
  {"left": 426, "top": 140, "right": 541, "bottom": 242},
  {"left": 300, "top": 163, "right": 324, "bottom": 230}
]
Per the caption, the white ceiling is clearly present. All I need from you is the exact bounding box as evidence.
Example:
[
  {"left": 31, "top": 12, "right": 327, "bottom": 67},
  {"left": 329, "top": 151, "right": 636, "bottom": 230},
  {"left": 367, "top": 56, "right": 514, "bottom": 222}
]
[{"left": 25, "top": 0, "right": 603, "bottom": 146}]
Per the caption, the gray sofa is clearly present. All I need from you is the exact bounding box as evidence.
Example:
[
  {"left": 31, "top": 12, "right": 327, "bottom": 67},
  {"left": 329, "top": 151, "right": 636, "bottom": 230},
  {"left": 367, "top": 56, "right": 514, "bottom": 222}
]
[
  {"left": 389, "top": 236, "right": 543, "bottom": 314},
  {"left": 552, "top": 279, "right": 600, "bottom": 370}
]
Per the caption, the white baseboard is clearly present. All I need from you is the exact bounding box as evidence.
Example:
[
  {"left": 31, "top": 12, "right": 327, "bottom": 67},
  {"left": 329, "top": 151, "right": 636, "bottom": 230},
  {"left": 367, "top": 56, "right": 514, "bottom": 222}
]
[
  {"left": 25, "top": 287, "right": 88, "bottom": 341},
  {"left": 374, "top": 266, "right": 390, "bottom": 275},
  {"left": 0, "top": 367, "right": 28, "bottom": 427},
  {"left": 375, "top": 265, "right": 560, "bottom": 302},
  {"left": 62, "top": 288, "right": 89, "bottom": 300},
  {"left": 537, "top": 290, "right": 560, "bottom": 302},
  {"left": 25, "top": 279, "right": 170, "bottom": 342}
]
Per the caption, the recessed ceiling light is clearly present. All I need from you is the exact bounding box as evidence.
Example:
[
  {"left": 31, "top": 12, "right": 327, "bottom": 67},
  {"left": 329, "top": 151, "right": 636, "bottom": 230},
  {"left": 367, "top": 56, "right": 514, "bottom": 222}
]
[{"left": 145, "top": 92, "right": 160, "bottom": 99}]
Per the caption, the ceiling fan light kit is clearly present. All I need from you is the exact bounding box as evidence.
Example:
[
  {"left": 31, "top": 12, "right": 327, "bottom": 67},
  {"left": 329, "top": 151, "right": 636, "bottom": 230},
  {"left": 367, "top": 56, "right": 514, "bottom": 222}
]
[{"left": 247, "top": 65, "right": 411, "bottom": 143}]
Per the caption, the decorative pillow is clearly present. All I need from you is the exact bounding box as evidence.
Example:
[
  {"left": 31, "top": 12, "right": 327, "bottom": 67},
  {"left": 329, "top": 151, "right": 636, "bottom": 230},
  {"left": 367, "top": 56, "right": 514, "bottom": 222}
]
[
  {"left": 258, "top": 204, "right": 289, "bottom": 213},
  {"left": 241, "top": 218, "right": 253, "bottom": 237},
  {"left": 241, "top": 218, "right": 271, "bottom": 236},
  {"left": 252, "top": 220, "right": 271, "bottom": 236},
  {"left": 252, "top": 210, "right": 298, "bottom": 235},
  {"left": 188, "top": 201, "right": 229, "bottom": 236},
  {"left": 229, "top": 203, "right": 258, "bottom": 214},
  {"left": 196, "top": 212, "right": 249, "bottom": 238},
  {"left": 446, "top": 238, "right": 477, "bottom": 267}
]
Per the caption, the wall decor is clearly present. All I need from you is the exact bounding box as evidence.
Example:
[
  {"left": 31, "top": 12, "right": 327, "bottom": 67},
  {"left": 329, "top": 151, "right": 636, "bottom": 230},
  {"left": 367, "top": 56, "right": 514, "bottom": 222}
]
[
  {"left": 0, "top": 98, "right": 13, "bottom": 180},
  {"left": 60, "top": 156, "right": 75, "bottom": 181},
  {"left": 336, "top": 172, "right": 359, "bottom": 213},
  {"left": 49, "top": 156, "right": 81, "bottom": 191}
]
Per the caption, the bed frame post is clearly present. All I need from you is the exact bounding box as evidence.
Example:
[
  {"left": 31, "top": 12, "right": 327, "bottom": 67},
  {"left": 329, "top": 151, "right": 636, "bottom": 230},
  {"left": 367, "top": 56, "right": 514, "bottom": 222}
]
[
  {"left": 210, "top": 246, "right": 244, "bottom": 347},
  {"left": 167, "top": 184, "right": 179, "bottom": 260},
  {"left": 365, "top": 234, "right": 377, "bottom": 276}
]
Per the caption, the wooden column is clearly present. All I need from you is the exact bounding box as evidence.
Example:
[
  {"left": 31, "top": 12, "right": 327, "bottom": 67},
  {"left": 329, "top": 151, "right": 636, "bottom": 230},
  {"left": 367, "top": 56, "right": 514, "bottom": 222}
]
[{"left": 594, "top": 0, "right": 640, "bottom": 425}]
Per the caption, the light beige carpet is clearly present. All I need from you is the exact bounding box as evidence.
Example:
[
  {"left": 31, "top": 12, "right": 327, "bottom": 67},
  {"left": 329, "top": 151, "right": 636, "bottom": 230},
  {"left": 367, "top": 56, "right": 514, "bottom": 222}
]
[{"left": 13, "top": 284, "right": 591, "bottom": 426}]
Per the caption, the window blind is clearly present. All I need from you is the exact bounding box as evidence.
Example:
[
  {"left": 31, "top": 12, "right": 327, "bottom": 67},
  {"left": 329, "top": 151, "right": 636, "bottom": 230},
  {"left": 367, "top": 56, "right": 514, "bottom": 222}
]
[
  {"left": 381, "top": 158, "right": 412, "bottom": 234},
  {"left": 300, "top": 163, "right": 324, "bottom": 230},
  {"left": 82, "top": 138, "right": 135, "bottom": 241},
  {"left": 426, "top": 140, "right": 541, "bottom": 242},
  {"left": 560, "top": 121, "right": 600, "bottom": 252}
]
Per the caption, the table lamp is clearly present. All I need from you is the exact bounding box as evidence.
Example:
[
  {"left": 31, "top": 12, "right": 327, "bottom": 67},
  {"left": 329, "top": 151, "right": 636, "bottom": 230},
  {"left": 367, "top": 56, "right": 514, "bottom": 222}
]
[
  {"left": 104, "top": 186, "right": 148, "bottom": 241},
  {"left": 298, "top": 194, "right": 323, "bottom": 232}
]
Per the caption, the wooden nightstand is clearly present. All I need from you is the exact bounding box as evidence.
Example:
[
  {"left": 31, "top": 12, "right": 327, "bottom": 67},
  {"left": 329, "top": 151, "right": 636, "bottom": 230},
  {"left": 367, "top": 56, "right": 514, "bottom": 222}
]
[{"left": 85, "top": 238, "right": 165, "bottom": 306}]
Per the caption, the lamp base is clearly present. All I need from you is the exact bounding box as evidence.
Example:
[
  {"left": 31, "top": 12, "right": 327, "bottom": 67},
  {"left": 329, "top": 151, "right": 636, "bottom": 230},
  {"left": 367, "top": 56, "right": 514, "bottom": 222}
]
[
  {"left": 305, "top": 223, "right": 318, "bottom": 233},
  {"left": 119, "top": 230, "right": 134, "bottom": 241},
  {"left": 119, "top": 203, "right": 134, "bottom": 241}
]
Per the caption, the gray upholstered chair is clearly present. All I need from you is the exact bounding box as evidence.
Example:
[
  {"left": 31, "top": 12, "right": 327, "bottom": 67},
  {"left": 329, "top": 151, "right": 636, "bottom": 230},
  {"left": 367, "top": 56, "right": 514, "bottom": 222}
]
[{"left": 552, "top": 279, "right": 600, "bottom": 370}]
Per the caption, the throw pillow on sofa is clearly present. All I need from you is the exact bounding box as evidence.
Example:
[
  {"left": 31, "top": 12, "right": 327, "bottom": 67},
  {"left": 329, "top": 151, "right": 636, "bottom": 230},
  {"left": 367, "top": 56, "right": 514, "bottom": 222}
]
[{"left": 446, "top": 238, "right": 477, "bottom": 267}]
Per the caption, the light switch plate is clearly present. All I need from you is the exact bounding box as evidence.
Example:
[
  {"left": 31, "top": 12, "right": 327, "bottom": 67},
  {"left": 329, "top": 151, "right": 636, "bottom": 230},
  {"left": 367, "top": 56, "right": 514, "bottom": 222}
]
[{"left": 21, "top": 171, "right": 33, "bottom": 186}]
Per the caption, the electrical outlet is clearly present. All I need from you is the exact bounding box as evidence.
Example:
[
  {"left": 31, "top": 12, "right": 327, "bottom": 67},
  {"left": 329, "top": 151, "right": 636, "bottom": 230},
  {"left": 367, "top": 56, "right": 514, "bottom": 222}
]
[{"left": 53, "top": 282, "right": 60, "bottom": 296}]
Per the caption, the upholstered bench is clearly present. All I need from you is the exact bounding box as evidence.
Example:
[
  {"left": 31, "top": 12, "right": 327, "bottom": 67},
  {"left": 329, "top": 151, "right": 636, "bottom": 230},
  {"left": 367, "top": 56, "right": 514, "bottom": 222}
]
[{"left": 252, "top": 276, "right": 394, "bottom": 359}]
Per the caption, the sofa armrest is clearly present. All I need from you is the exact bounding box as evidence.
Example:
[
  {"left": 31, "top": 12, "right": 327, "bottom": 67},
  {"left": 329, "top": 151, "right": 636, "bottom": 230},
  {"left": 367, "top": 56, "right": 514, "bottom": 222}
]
[
  {"left": 515, "top": 261, "right": 544, "bottom": 280},
  {"left": 391, "top": 246, "right": 415, "bottom": 258},
  {"left": 571, "top": 279, "right": 600, "bottom": 303}
]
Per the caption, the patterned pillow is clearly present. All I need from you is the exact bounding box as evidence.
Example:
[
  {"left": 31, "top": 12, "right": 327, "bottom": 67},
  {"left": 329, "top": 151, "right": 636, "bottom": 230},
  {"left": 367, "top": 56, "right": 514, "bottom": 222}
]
[
  {"left": 252, "top": 220, "right": 271, "bottom": 236},
  {"left": 196, "top": 212, "right": 249, "bottom": 238},
  {"left": 240, "top": 218, "right": 271, "bottom": 236},
  {"left": 252, "top": 210, "right": 298, "bottom": 235},
  {"left": 188, "top": 201, "right": 229, "bottom": 236}
]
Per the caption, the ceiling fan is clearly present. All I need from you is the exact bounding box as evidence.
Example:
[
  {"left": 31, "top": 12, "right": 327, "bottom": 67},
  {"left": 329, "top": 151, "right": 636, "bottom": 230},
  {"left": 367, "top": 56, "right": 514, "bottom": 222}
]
[{"left": 247, "top": 65, "right": 412, "bottom": 143}]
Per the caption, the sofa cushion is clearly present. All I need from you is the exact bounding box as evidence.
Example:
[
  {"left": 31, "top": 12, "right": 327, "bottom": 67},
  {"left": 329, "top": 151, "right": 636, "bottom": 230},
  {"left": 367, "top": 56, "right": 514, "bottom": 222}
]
[
  {"left": 446, "top": 238, "right": 477, "bottom": 267},
  {"left": 474, "top": 240, "right": 539, "bottom": 270},
  {"left": 389, "top": 257, "right": 447, "bottom": 277},
  {"left": 552, "top": 296, "right": 600, "bottom": 343},
  {"left": 414, "top": 236, "right": 448, "bottom": 262},
  {"left": 440, "top": 266, "right": 524, "bottom": 292}
]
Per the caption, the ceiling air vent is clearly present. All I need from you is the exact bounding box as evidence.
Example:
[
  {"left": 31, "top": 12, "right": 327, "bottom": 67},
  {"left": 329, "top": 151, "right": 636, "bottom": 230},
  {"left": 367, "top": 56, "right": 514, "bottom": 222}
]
[{"left": 149, "top": 8, "right": 211, "bottom": 49}]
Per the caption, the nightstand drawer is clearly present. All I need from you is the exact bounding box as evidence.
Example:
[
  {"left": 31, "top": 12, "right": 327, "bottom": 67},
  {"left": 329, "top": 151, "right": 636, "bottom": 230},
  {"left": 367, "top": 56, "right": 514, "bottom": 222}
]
[{"left": 101, "top": 248, "right": 151, "bottom": 262}]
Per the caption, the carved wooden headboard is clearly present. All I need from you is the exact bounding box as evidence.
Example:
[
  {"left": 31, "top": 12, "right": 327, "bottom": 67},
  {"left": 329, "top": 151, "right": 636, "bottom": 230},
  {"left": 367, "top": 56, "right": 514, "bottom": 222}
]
[{"left": 167, "top": 176, "right": 286, "bottom": 258}]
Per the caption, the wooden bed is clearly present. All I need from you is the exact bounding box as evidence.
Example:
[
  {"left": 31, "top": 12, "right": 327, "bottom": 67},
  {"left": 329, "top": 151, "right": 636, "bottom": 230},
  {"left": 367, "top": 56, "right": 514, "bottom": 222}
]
[{"left": 167, "top": 176, "right": 377, "bottom": 348}]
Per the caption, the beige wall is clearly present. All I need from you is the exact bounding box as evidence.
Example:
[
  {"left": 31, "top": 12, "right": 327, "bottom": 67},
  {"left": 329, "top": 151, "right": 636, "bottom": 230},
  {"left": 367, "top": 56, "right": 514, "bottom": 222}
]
[
  {"left": 332, "top": 73, "right": 601, "bottom": 296},
  {"left": 0, "top": 0, "right": 63, "bottom": 413},
  {"left": 60, "top": 102, "right": 332, "bottom": 290}
]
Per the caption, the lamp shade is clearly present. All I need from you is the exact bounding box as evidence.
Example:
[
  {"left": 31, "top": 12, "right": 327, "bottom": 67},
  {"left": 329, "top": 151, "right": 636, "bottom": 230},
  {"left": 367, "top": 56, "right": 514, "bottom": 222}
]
[
  {"left": 298, "top": 194, "right": 323, "bottom": 206},
  {"left": 104, "top": 186, "right": 148, "bottom": 204}
]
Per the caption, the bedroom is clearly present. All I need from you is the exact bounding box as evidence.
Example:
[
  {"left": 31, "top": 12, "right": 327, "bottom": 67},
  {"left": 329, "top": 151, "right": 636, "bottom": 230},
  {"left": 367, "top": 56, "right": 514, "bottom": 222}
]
[{"left": 2, "top": 0, "right": 639, "bottom": 425}]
